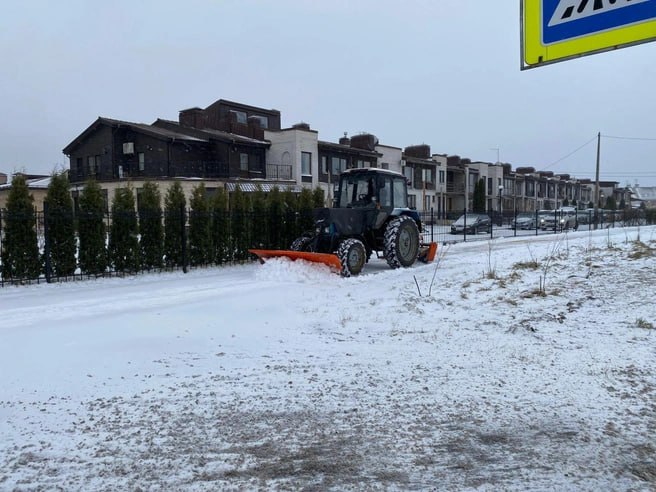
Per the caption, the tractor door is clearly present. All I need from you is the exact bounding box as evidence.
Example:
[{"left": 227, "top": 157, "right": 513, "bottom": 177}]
[{"left": 374, "top": 174, "right": 394, "bottom": 229}]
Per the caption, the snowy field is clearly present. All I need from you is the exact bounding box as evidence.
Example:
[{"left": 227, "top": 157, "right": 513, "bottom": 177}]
[{"left": 1, "top": 226, "right": 655, "bottom": 491}]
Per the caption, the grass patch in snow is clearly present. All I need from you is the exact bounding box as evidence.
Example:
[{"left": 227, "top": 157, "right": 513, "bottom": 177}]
[
  {"left": 635, "top": 318, "right": 654, "bottom": 330},
  {"left": 628, "top": 241, "right": 655, "bottom": 260},
  {"left": 512, "top": 260, "right": 539, "bottom": 270}
]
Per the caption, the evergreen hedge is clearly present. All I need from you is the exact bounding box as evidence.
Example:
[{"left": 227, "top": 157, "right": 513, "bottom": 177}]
[
  {"left": 189, "top": 183, "right": 212, "bottom": 266},
  {"left": 108, "top": 186, "right": 140, "bottom": 273},
  {"left": 138, "top": 182, "right": 163, "bottom": 270},
  {"left": 1, "top": 175, "right": 41, "bottom": 280},
  {"left": 164, "top": 181, "right": 186, "bottom": 267},
  {"left": 78, "top": 180, "right": 108, "bottom": 275},
  {"left": 44, "top": 171, "right": 77, "bottom": 277}
]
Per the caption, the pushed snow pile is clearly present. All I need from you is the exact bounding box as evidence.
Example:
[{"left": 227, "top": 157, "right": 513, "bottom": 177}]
[{"left": 254, "top": 256, "right": 337, "bottom": 282}]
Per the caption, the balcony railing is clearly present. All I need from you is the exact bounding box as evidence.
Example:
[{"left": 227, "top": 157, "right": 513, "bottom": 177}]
[
  {"left": 266, "top": 164, "right": 292, "bottom": 181},
  {"left": 446, "top": 183, "right": 465, "bottom": 193}
]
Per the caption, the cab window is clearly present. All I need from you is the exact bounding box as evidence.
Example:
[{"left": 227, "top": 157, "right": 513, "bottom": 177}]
[{"left": 393, "top": 178, "right": 408, "bottom": 208}]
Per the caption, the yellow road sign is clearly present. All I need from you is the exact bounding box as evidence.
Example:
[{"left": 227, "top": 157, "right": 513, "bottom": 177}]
[{"left": 522, "top": 0, "right": 656, "bottom": 69}]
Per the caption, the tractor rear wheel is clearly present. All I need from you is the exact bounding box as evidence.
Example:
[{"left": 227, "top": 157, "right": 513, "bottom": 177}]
[
  {"left": 290, "top": 236, "right": 312, "bottom": 251},
  {"left": 384, "top": 216, "right": 420, "bottom": 269},
  {"left": 337, "top": 238, "right": 366, "bottom": 277}
]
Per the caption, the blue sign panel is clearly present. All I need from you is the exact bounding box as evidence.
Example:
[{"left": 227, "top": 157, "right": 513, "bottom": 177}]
[{"left": 542, "top": 0, "right": 656, "bottom": 44}]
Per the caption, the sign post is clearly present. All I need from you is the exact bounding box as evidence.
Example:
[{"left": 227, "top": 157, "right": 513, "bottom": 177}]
[{"left": 521, "top": 0, "right": 656, "bottom": 70}]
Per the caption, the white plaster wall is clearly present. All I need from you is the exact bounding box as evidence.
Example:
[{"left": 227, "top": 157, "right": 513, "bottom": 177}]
[
  {"left": 265, "top": 129, "right": 319, "bottom": 188},
  {"left": 375, "top": 145, "right": 402, "bottom": 174}
]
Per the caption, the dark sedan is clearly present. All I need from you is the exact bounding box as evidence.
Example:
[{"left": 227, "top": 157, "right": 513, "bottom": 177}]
[{"left": 450, "top": 214, "right": 492, "bottom": 234}]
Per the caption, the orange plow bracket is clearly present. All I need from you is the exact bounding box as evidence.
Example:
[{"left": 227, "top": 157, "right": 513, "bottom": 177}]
[
  {"left": 418, "top": 242, "right": 438, "bottom": 263},
  {"left": 248, "top": 249, "right": 342, "bottom": 272}
]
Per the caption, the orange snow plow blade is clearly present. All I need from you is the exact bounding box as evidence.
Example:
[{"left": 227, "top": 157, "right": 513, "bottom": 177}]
[
  {"left": 418, "top": 242, "right": 438, "bottom": 263},
  {"left": 249, "top": 249, "right": 342, "bottom": 272}
]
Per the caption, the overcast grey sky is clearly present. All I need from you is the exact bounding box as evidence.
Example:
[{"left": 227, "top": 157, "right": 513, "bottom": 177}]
[{"left": 1, "top": 0, "right": 655, "bottom": 185}]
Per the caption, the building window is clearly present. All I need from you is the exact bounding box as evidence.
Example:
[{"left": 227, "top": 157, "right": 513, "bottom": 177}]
[
  {"left": 233, "top": 111, "right": 247, "bottom": 125},
  {"left": 138, "top": 152, "right": 145, "bottom": 172},
  {"left": 408, "top": 194, "right": 417, "bottom": 208},
  {"left": 426, "top": 168, "right": 435, "bottom": 186},
  {"left": 487, "top": 177, "right": 492, "bottom": 195},
  {"left": 301, "top": 152, "right": 312, "bottom": 176},
  {"left": 252, "top": 115, "right": 268, "bottom": 129},
  {"left": 439, "top": 170, "right": 445, "bottom": 183},
  {"left": 382, "top": 162, "right": 389, "bottom": 170},
  {"left": 87, "top": 156, "right": 95, "bottom": 175},
  {"left": 321, "top": 156, "right": 327, "bottom": 174},
  {"left": 240, "top": 153, "right": 249, "bottom": 171},
  {"left": 403, "top": 166, "right": 413, "bottom": 187},
  {"left": 331, "top": 157, "right": 346, "bottom": 175}
]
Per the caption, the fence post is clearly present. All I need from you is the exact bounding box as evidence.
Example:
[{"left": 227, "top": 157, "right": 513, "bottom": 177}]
[
  {"left": 181, "top": 204, "right": 188, "bottom": 273},
  {"left": 535, "top": 209, "right": 539, "bottom": 236},
  {"left": 430, "top": 208, "right": 434, "bottom": 244},
  {"left": 463, "top": 209, "right": 467, "bottom": 242},
  {"left": 43, "top": 201, "right": 52, "bottom": 283}
]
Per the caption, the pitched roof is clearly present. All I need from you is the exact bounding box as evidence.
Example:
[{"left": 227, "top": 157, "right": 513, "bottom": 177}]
[
  {"left": 153, "top": 119, "right": 270, "bottom": 146},
  {"left": 0, "top": 175, "right": 51, "bottom": 191},
  {"left": 62, "top": 117, "right": 207, "bottom": 154}
]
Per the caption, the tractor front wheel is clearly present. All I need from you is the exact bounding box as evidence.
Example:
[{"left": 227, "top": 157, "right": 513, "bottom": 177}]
[
  {"left": 337, "top": 238, "right": 366, "bottom": 277},
  {"left": 384, "top": 216, "right": 420, "bottom": 269}
]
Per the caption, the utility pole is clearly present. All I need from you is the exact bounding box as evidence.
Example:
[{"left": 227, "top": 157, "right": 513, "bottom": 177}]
[{"left": 594, "top": 132, "right": 601, "bottom": 230}]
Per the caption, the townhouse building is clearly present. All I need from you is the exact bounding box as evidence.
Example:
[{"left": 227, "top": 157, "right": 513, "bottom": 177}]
[{"left": 59, "top": 96, "right": 621, "bottom": 217}]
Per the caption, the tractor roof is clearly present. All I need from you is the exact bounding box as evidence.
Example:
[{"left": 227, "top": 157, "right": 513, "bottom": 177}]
[{"left": 341, "top": 168, "right": 404, "bottom": 178}]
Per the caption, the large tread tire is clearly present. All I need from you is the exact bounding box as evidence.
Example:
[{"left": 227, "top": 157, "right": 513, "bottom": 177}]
[
  {"left": 384, "top": 216, "right": 420, "bottom": 269},
  {"left": 336, "top": 238, "right": 366, "bottom": 277},
  {"left": 290, "top": 236, "right": 312, "bottom": 252}
]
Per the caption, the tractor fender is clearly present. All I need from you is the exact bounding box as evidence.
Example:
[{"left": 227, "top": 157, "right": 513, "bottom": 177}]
[{"left": 389, "top": 208, "right": 423, "bottom": 232}]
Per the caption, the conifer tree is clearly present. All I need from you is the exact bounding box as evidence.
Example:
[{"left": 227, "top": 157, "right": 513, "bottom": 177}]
[
  {"left": 44, "top": 171, "right": 76, "bottom": 277},
  {"left": 78, "top": 179, "right": 107, "bottom": 275},
  {"left": 138, "top": 181, "right": 163, "bottom": 270},
  {"left": 189, "top": 183, "right": 212, "bottom": 265},
  {"left": 164, "top": 181, "right": 186, "bottom": 267},
  {"left": 250, "top": 185, "right": 268, "bottom": 248},
  {"left": 604, "top": 196, "right": 617, "bottom": 210},
  {"left": 297, "top": 187, "right": 315, "bottom": 234},
  {"left": 282, "top": 187, "right": 298, "bottom": 246},
  {"left": 230, "top": 186, "right": 251, "bottom": 260},
  {"left": 312, "top": 187, "right": 326, "bottom": 208},
  {"left": 267, "top": 186, "right": 284, "bottom": 249},
  {"left": 211, "top": 187, "right": 230, "bottom": 264},
  {"left": 1, "top": 174, "right": 41, "bottom": 280},
  {"left": 108, "top": 186, "right": 140, "bottom": 272},
  {"left": 473, "top": 179, "right": 486, "bottom": 213}
]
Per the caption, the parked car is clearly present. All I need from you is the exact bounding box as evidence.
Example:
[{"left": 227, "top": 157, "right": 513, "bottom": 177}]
[
  {"left": 512, "top": 212, "right": 537, "bottom": 230},
  {"left": 450, "top": 214, "right": 492, "bottom": 234},
  {"left": 540, "top": 208, "right": 578, "bottom": 231}
]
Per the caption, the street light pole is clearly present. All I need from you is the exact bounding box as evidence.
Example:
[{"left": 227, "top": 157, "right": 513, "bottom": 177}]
[{"left": 498, "top": 185, "right": 503, "bottom": 225}]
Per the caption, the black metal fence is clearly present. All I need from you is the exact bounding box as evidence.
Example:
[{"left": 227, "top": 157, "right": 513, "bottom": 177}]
[
  {"left": 1, "top": 207, "right": 653, "bottom": 286},
  {"left": 0, "top": 207, "right": 318, "bottom": 286},
  {"left": 420, "top": 208, "right": 655, "bottom": 246}
]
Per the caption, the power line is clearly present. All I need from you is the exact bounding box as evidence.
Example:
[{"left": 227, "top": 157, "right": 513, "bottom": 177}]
[
  {"left": 541, "top": 135, "right": 598, "bottom": 170},
  {"left": 602, "top": 134, "right": 656, "bottom": 142}
]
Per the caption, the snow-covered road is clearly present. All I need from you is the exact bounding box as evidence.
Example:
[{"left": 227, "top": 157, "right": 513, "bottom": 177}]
[{"left": 1, "top": 227, "right": 655, "bottom": 490}]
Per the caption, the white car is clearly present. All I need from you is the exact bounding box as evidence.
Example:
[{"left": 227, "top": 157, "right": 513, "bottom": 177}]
[{"left": 540, "top": 208, "right": 578, "bottom": 231}]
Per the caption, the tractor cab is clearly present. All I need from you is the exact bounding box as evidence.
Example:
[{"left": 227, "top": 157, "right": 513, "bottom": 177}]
[{"left": 336, "top": 168, "right": 410, "bottom": 211}]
